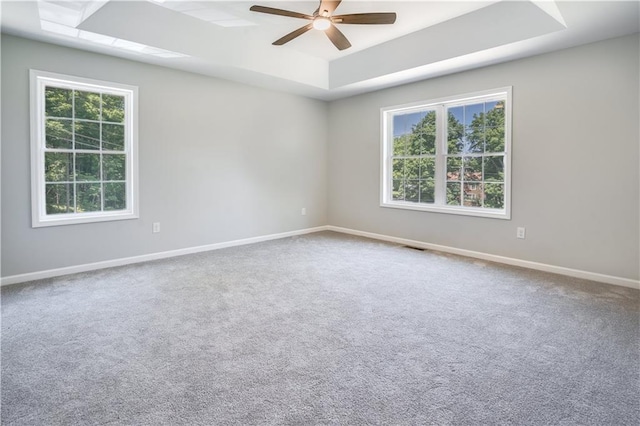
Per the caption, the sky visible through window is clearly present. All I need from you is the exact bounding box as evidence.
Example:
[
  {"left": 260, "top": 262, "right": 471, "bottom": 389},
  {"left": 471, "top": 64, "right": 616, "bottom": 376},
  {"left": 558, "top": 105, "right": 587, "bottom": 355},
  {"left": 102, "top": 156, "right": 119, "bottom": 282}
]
[
  {"left": 393, "top": 111, "right": 427, "bottom": 138},
  {"left": 393, "top": 101, "right": 500, "bottom": 140}
]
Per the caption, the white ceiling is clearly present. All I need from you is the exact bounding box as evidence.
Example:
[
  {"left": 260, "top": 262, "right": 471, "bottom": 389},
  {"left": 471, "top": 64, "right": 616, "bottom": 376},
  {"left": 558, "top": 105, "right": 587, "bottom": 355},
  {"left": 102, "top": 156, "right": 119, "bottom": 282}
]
[{"left": 2, "top": 1, "right": 638, "bottom": 100}]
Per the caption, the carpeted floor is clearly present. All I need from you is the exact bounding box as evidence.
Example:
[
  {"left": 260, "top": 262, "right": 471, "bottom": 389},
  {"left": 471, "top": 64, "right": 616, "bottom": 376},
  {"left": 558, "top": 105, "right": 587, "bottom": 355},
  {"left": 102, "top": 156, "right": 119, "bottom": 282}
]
[{"left": 2, "top": 231, "right": 638, "bottom": 425}]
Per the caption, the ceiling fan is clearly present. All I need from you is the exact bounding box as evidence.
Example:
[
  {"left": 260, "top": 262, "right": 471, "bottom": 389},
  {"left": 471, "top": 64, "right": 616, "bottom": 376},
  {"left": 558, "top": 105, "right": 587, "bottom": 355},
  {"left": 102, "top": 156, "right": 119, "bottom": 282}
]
[{"left": 249, "top": 0, "right": 397, "bottom": 51}]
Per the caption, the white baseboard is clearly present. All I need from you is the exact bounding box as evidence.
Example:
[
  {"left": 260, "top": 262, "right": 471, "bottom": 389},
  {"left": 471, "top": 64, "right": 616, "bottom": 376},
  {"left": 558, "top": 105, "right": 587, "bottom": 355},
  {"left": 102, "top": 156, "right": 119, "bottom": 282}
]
[
  {"left": 3, "top": 225, "right": 638, "bottom": 290},
  {"left": 326, "top": 226, "right": 640, "bottom": 290},
  {"left": 1, "top": 226, "right": 329, "bottom": 286}
]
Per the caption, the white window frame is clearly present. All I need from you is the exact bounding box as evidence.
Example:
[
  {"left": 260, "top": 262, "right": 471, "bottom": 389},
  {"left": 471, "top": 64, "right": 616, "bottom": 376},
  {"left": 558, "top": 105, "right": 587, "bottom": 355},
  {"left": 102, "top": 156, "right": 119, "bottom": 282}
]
[
  {"left": 30, "top": 70, "right": 139, "bottom": 227},
  {"left": 380, "top": 87, "right": 512, "bottom": 220}
]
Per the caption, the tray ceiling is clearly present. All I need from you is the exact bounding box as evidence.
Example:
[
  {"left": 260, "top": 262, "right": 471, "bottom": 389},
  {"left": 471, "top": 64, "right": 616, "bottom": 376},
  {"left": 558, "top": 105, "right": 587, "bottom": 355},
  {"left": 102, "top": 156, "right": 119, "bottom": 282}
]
[{"left": 2, "top": 1, "right": 638, "bottom": 100}]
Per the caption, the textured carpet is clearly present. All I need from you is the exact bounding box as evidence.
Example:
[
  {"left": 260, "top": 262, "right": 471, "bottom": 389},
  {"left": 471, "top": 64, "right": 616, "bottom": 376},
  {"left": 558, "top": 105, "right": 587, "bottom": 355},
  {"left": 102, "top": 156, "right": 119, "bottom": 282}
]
[{"left": 2, "top": 231, "right": 638, "bottom": 425}]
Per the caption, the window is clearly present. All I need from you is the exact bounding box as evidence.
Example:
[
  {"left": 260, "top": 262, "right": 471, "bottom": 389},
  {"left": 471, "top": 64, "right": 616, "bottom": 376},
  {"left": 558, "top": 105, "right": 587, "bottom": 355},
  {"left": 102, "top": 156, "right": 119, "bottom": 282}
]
[
  {"left": 381, "top": 87, "right": 511, "bottom": 219},
  {"left": 30, "top": 70, "right": 138, "bottom": 227}
]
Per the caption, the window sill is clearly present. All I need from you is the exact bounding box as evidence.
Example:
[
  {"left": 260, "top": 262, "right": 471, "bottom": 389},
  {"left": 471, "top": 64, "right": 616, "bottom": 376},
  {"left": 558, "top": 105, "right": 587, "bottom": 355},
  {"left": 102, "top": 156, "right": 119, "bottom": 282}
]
[
  {"left": 32, "top": 211, "right": 139, "bottom": 228},
  {"left": 381, "top": 201, "right": 510, "bottom": 220}
]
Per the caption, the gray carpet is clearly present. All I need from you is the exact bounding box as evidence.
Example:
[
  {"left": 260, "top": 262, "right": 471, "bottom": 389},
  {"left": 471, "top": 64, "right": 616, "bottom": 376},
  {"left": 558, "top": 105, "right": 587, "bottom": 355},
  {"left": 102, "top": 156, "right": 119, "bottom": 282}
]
[{"left": 2, "top": 231, "right": 638, "bottom": 425}]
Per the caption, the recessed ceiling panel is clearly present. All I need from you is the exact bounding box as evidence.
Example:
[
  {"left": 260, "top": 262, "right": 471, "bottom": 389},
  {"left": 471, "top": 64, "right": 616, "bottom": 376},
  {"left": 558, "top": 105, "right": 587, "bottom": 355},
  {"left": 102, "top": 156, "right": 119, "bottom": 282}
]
[
  {"left": 330, "top": 0, "right": 568, "bottom": 88},
  {"left": 78, "top": 0, "right": 329, "bottom": 88}
]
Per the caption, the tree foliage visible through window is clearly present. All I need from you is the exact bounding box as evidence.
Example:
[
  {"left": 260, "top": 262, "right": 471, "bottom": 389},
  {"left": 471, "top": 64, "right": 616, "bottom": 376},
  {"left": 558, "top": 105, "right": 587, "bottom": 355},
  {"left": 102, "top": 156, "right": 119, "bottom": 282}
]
[
  {"left": 445, "top": 100, "right": 505, "bottom": 209},
  {"left": 44, "top": 87, "right": 127, "bottom": 214}
]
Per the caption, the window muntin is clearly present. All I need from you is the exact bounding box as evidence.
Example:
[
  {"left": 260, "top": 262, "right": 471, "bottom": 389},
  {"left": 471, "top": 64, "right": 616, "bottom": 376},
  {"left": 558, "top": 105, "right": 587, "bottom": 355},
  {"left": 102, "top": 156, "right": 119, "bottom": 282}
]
[
  {"left": 31, "top": 70, "right": 138, "bottom": 227},
  {"left": 381, "top": 88, "right": 511, "bottom": 219}
]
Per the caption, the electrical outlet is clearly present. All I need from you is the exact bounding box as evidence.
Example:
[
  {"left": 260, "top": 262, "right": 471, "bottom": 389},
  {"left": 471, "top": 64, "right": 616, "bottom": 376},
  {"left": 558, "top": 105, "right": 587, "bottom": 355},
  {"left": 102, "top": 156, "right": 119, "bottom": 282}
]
[
  {"left": 152, "top": 222, "right": 161, "bottom": 233},
  {"left": 516, "top": 227, "right": 526, "bottom": 239},
  {"left": 301, "top": 207, "right": 307, "bottom": 216}
]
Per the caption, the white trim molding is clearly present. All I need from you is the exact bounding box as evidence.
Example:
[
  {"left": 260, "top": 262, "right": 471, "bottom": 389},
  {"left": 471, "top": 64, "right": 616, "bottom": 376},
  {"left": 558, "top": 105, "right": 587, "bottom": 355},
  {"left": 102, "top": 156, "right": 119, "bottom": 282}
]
[
  {"left": 1, "top": 226, "right": 329, "bottom": 286},
  {"left": 2, "top": 225, "right": 637, "bottom": 290},
  {"left": 327, "top": 226, "right": 640, "bottom": 290}
]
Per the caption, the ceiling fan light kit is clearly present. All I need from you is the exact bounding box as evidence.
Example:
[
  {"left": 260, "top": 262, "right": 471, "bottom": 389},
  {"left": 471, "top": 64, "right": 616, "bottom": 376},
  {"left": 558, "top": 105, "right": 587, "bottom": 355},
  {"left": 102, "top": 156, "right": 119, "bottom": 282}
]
[
  {"left": 250, "top": 0, "right": 397, "bottom": 51},
  {"left": 313, "top": 17, "right": 332, "bottom": 31}
]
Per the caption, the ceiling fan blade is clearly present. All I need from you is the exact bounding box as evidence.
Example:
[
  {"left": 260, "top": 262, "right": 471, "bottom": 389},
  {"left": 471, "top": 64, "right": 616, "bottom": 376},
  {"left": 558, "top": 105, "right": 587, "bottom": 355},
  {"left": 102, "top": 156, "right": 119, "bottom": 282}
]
[
  {"left": 325, "top": 23, "right": 351, "bottom": 50},
  {"left": 332, "top": 13, "right": 397, "bottom": 25},
  {"left": 250, "top": 5, "right": 313, "bottom": 20},
  {"left": 316, "top": 0, "right": 342, "bottom": 16},
  {"left": 273, "top": 23, "right": 314, "bottom": 46}
]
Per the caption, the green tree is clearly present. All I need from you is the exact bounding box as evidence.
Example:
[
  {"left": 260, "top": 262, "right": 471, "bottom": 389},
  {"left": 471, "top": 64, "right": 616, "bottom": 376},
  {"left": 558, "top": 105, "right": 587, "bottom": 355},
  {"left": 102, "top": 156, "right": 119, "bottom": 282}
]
[
  {"left": 466, "top": 101, "right": 505, "bottom": 153},
  {"left": 75, "top": 91, "right": 101, "bottom": 120},
  {"left": 447, "top": 112, "right": 465, "bottom": 154},
  {"left": 408, "top": 111, "right": 436, "bottom": 156},
  {"left": 45, "top": 87, "right": 72, "bottom": 118}
]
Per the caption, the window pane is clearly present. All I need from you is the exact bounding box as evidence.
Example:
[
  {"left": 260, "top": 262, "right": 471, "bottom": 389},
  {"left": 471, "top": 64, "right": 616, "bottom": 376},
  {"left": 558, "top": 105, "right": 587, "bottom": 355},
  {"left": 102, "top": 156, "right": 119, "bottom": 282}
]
[
  {"left": 45, "top": 119, "right": 73, "bottom": 149},
  {"left": 464, "top": 127, "right": 484, "bottom": 153},
  {"left": 485, "top": 101, "right": 499, "bottom": 111},
  {"left": 484, "top": 183, "right": 505, "bottom": 209},
  {"left": 486, "top": 101, "right": 505, "bottom": 123},
  {"left": 447, "top": 182, "right": 461, "bottom": 205},
  {"left": 75, "top": 121, "right": 101, "bottom": 150},
  {"left": 104, "top": 182, "right": 126, "bottom": 211},
  {"left": 394, "top": 111, "right": 426, "bottom": 137},
  {"left": 46, "top": 183, "right": 74, "bottom": 214},
  {"left": 447, "top": 157, "right": 462, "bottom": 181},
  {"left": 412, "top": 111, "right": 436, "bottom": 155},
  {"left": 485, "top": 101, "right": 505, "bottom": 152},
  {"left": 103, "top": 154, "right": 125, "bottom": 181},
  {"left": 464, "top": 103, "right": 484, "bottom": 126},
  {"left": 392, "top": 159, "right": 404, "bottom": 180},
  {"left": 405, "top": 180, "right": 419, "bottom": 202},
  {"left": 419, "top": 179, "right": 435, "bottom": 203},
  {"left": 74, "top": 91, "right": 101, "bottom": 121},
  {"left": 449, "top": 106, "right": 463, "bottom": 123},
  {"left": 102, "top": 94, "right": 125, "bottom": 123},
  {"left": 103, "top": 124, "right": 124, "bottom": 151},
  {"left": 447, "top": 109, "right": 464, "bottom": 154},
  {"left": 392, "top": 179, "right": 405, "bottom": 201},
  {"left": 463, "top": 157, "right": 482, "bottom": 181},
  {"left": 393, "top": 134, "right": 409, "bottom": 156},
  {"left": 76, "top": 183, "right": 102, "bottom": 212},
  {"left": 465, "top": 103, "right": 488, "bottom": 153},
  {"left": 412, "top": 131, "right": 436, "bottom": 155},
  {"left": 75, "top": 153, "right": 100, "bottom": 181},
  {"left": 483, "top": 156, "right": 504, "bottom": 182},
  {"left": 45, "top": 87, "right": 72, "bottom": 118},
  {"left": 420, "top": 158, "right": 435, "bottom": 179},
  {"left": 485, "top": 126, "right": 505, "bottom": 152},
  {"left": 45, "top": 153, "right": 73, "bottom": 182},
  {"left": 405, "top": 158, "right": 420, "bottom": 180},
  {"left": 463, "top": 182, "right": 483, "bottom": 207}
]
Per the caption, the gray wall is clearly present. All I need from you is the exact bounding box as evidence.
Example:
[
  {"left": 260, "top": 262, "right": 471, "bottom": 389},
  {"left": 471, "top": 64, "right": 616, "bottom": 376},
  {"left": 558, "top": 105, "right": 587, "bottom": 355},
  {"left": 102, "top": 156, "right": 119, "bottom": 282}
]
[
  {"left": 328, "top": 34, "right": 639, "bottom": 281},
  {"left": 1, "top": 35, "right": 328, "bottom": 277},
  {"left": 2, "top": 34, "right": 639, "bottom": 282}
]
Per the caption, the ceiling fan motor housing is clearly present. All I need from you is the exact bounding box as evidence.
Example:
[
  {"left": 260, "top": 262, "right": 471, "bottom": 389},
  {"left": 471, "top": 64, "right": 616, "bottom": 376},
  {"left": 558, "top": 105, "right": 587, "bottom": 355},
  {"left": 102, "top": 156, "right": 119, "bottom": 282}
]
[{"left": 250, "top": 0, "right": 397, "bottom": 51}]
